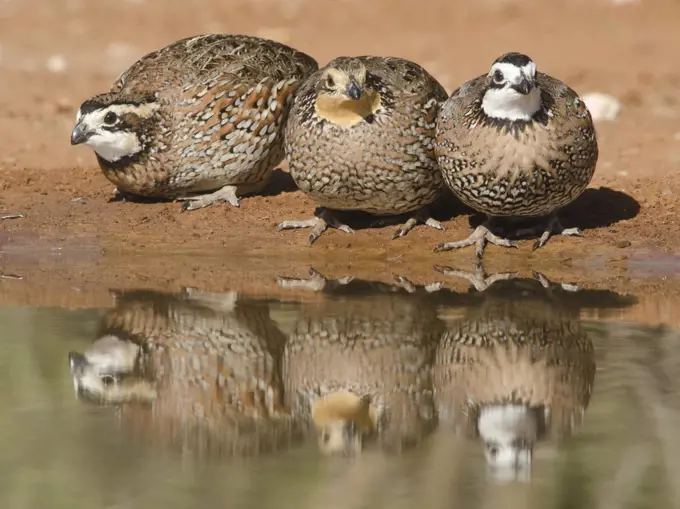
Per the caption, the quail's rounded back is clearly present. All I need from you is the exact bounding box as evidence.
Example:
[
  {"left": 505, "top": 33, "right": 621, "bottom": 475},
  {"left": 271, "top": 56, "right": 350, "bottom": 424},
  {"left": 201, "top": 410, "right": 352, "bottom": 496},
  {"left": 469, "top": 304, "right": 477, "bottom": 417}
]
[
  {"left": 112, "top": 34, "right": 317, "bottom": 94},
  {"left": 436, "top": 66, "right": 598, "bottom": 218},
  {"left": 73, "top": 34, "right": 318, "bottom": 199},
  {"left": 284, "top": 56, "right": 448, "bottom": 215}
]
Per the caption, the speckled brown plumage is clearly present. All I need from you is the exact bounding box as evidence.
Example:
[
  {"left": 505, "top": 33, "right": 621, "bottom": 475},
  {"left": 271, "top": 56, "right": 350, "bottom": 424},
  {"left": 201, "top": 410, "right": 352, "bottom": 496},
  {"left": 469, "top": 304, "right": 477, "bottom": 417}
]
[
  {"left": 277, "top": 56, "right": 449, "bottom": 244},
  {"left": 278, "top": 272, "right": 442, "bottom": 453},
  {"left": 68, "top": 288, "right": 295, "bottom": 458},
  {"left": 434, "top": 52, "right": 598, "bottom": 257},
  {"left": 433, "top": 276, "right": 595, "bottom": 480},
  {"left": 71, "top": 34, "right": 318, "bottom": 210}
]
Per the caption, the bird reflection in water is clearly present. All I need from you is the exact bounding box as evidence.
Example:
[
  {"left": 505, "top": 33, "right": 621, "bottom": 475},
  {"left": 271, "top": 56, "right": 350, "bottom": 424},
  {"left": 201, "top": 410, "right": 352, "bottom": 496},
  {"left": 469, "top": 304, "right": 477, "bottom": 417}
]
[
  {"left": 277, "top": 268, "right": 448, "bottom": 456},
  {"left": 432, "top": 264, "right": 637, "bottom": 483},
  {"left": 68, "top": 288, "right": 293, "bottom": 458}
]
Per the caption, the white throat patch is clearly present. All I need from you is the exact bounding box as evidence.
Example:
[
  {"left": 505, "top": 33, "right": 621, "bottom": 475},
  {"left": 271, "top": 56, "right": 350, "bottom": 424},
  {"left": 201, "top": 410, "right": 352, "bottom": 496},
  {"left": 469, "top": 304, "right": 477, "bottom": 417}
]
[
  {"left": 86, "top": 130, "right": 142, "bottom": 162},
  {"left": 478, "top": 404, "right": 536, "bottom": 474},
  {"left": 76, "top": 103, "right": 159, "bottom": 162},
  {"left": 482, "top": 87, "right": 542, "bottom": 121},
  {"left": 482, "top": 61, "right": 541, "bottom": 121}
]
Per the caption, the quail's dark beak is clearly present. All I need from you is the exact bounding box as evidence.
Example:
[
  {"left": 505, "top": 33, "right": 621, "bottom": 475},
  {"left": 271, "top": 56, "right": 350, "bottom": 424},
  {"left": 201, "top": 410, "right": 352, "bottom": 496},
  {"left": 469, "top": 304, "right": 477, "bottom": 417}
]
[
  {"left": 68, "top": 351, "right": 89, "bottom": 375},
  {"left": 342, "top": 421, "right": 362, "bottom": 455},
  {"left": 70, "top": 123, "right": 91, "bottom": 145},
  {"left": 512, "top": 76, "right": 533, "bottom": 96},
  {"left": 346, "top": 80, "right": 362, "bottom": 100}
]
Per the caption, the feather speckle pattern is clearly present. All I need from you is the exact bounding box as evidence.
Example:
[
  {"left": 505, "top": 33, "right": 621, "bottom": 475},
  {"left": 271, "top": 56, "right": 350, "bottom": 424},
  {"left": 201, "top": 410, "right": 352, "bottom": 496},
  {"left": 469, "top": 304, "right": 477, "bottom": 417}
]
[{"left": 72, "top": 34, "right": 318, "bottom": 209}]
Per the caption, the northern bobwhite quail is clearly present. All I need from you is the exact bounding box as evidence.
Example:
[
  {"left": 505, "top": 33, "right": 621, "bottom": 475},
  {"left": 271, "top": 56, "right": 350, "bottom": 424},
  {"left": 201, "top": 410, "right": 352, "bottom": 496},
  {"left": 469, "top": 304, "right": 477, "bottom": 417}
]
[
  {"left": 435, "top": 52, "right": 598, "bottom": 258},
  {"left": 432, "top": 274, "right": 596, "bottom": 482},
  {"left": 68, "top": 288, "right": 294, "bottom": 457},
  {"left": 70, "top": 34, "right": 318, "bottom": 210},
  {"left": 277, "top": 270, "right": 442, "bottom": 454},
  {"left": 276, "top": 56, "right": 448, "bottom": 244}
]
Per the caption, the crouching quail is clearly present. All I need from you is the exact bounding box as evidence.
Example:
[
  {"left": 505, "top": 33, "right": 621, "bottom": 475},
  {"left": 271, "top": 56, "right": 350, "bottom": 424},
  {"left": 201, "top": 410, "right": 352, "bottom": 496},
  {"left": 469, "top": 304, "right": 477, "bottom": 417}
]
[
  {"left": 68, "top": 288, "right": 294, "bottom": 457},
  {"left": 433, "top": 275, "right": 596, "bottom": 482},
  {"left": 434, "top": 52, "right": 598, "bottom": 258},
  {"left": 71, "top": 34, "right": 318, "bottom": 210},
  {"left": 277, "top": 270, "right": 441, "bottom": 454},
  {"left": 277, "top": 56, "right": 448, "bottom": 244}
]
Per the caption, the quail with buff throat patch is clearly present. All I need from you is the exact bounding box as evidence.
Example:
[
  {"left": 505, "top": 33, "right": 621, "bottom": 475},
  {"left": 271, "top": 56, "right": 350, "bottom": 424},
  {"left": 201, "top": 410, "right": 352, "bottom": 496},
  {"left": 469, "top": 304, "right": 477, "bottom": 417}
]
[
  {"left": 276, "top": 56, "right": 448, "bottom": 244},
  {"left": 434, "top": 52, "right": 598, "bottom": 258},
  {"left": 70, "top": 34, "right": 318, "bottom": 210}
]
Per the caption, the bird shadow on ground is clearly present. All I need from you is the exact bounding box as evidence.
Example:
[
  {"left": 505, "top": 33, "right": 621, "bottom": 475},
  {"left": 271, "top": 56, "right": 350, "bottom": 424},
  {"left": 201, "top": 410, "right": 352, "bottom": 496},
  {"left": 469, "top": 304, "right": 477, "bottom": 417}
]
[
  {"left": 107, "top": 168, "right": 298, "bottom": 204},
  {"left": 261, "top": 168, "right": 298, "bottom": 196},
  {"left": 561, "top": 186, "right": 640, "bottom": 230},
  {"left": 302, "top": 187, "right": 473, "bottom": 232},
  {"left": 459, "top": 186, "right": 641, "bottom": 237}
]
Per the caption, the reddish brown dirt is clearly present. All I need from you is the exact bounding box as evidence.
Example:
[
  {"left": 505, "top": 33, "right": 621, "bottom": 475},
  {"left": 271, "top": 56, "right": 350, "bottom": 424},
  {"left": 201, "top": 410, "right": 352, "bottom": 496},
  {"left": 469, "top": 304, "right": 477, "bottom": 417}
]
[{"left": 0, "top": 0, "right": 679, "bottom": 317}]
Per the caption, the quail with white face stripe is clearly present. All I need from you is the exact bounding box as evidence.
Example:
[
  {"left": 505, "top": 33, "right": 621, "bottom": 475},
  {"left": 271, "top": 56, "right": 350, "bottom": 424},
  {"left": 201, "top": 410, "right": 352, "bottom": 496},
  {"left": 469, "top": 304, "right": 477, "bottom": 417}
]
[
  {"left": 434, "top": 52, "right": 598, "bottom": 258},
  {"left": 71, "top": 34, "right": 318, "bottom": 210}
]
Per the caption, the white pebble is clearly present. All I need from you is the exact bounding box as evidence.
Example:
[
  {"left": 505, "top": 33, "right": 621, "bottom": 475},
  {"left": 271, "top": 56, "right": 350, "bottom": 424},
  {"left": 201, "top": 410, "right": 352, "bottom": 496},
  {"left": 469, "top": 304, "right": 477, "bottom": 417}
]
[
  {"left": 46, "top": 55, "right": 67, "bottom": 73},
  {"left": 582, "top": 92, "right": 621, "bottom": 122}
]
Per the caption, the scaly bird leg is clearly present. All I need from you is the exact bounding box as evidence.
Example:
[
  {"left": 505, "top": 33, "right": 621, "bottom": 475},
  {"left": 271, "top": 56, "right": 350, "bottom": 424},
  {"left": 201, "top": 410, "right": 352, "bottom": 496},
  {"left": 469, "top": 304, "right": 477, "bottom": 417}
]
[
  {"left": 529, "top": 215, "right": 583, "bottom": 251},
  {"left": 276, "top": 208, "right": 354, "bottom": 245},
  {"left": 277, "top": 267, "right": 353, "bottom": 291},
  {"left": 179, "top": 288, "right": 239, "bottom": 312},
  {"left": 392, "top": 208, "right": 444, "bottom": 240},
  {"left": 177, "top": 179, "right": 271, "bottom": 211},
  {"left": 434, "top": 263, "right": 518, "bottom": 292},
  {"left": 177, "top": 185, "right": 241, "bottom": 210},
  {"left": 434, "top": 220, "right": 519, "bottom": 259}
]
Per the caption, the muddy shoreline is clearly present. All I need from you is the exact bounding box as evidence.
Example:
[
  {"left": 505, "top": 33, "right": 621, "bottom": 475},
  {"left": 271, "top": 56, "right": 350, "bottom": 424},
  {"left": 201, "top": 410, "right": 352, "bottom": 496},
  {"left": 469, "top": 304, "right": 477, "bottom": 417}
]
[{"left": 1, "top": 0, "right": 679, "bottom": 323}]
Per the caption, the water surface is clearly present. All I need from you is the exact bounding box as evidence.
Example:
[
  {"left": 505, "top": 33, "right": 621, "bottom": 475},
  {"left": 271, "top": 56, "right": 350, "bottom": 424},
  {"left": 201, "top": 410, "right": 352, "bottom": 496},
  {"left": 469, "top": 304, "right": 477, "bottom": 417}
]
[{"left": 0, "top": 268, "right": 677, "bottom": 509}]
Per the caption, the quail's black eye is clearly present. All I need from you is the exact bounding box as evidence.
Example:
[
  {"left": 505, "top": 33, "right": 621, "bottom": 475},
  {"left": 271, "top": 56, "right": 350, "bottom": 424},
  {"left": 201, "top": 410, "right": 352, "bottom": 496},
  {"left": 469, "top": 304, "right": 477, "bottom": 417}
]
[
  {"left": 488, "top": 445, "right": 499, "bottom": 458},
  {"left": 104, "top": 111, "right": 118, "bottom": 125},
  {"left": 493, "top": 70, "right": 504, "bottom": 84},
  {"left": 101, "top": 374, "right": 118, "bottom": 386},
  {"left": 325, "top": 76, "right": 335, "bottom": 88}
]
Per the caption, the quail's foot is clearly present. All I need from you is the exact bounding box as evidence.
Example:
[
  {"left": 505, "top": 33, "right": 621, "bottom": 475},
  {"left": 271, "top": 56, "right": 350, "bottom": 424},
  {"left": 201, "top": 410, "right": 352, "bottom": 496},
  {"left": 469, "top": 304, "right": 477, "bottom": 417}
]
[
  {"left": 434, "top": 223, "right": 519, "bottom": 259},
  {"left": 277, "top": 267, "right": 353, "bottom": 291},
  {"left": 276, "top": 208, "right": 354, "bottom": 245},
  {"left": 434, "top": 263, "right": 518, "bottom": 292},
  {"left": 177, "top": 185, "right": 241, "bottom": 210},
  {"left": 393, "top": 276, "right": 444, "bottom": 293},
  {"left": 532, "top": 271, "right": 582, "bottom": 292},
  {"left": 392, "top": 209, "right": 444, "bottom": 240},
  {"left": 111, "top": 187, "right": 143, "bottom": 202},
  {"left": 526, "top": 215, "right": 583, "bottom": 251},
  {"left": 0, "top": 213, "right": 23, "bottom": 220},
  {"left": 179, "top": 287, "right": 239, "bottom": 312}
]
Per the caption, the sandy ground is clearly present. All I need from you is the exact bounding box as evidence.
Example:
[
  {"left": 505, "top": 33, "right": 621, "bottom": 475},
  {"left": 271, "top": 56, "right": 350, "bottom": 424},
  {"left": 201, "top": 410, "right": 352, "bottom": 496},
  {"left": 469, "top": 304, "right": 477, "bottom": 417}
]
[{"left": 0, "top": 0, "right": 679, "bottom": 322}]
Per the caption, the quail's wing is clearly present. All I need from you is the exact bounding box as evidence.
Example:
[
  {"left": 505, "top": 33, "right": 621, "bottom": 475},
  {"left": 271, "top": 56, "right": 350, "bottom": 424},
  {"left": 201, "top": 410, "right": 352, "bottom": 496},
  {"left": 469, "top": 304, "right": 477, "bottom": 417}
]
[
  {"left": 360, "top": 56, "right": 448, "bottom": 104},
  {"left": 536, "top": 73, "right": 597, "bottom": 131},
  {"left": 111, "top": 34, "right": 318, "bottom": 95},
  {"left": 535, "top": 72, "right": 598, "bottom": 169},
  {"left": 439, "top": 74, "right": 488, "bottom": 122},
  {"left": 102, "top": 289, "right": 284, "bottom": 357}
]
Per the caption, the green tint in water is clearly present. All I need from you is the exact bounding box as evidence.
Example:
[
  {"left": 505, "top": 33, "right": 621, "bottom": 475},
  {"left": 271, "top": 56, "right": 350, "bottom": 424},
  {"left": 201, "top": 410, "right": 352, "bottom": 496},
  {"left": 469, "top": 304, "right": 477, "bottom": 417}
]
[{"left": 0, "top": 269, "right": 678, "bottom": 509}]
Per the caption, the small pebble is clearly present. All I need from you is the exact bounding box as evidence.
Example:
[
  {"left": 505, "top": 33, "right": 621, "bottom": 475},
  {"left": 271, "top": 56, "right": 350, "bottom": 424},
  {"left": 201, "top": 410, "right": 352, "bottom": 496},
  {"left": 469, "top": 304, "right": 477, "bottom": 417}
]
[
  {"left": 582, "top": 92, "right": 621, "bottom": 121},
  {"left": 46, "top": 55, "right": 68, "bottom": 73},
  {"left": 616, "top": 240, "right": 632, "bottom": 248}
]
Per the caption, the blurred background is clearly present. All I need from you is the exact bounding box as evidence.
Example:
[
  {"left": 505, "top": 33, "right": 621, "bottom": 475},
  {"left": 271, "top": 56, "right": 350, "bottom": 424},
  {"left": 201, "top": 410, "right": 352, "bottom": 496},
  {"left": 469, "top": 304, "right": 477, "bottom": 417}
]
[
  {"left": 1, "top": 2, "right": 680, "bottom": 506},
  {"left": 0, "top": 0, "right": 678, "bottom": 177}
]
